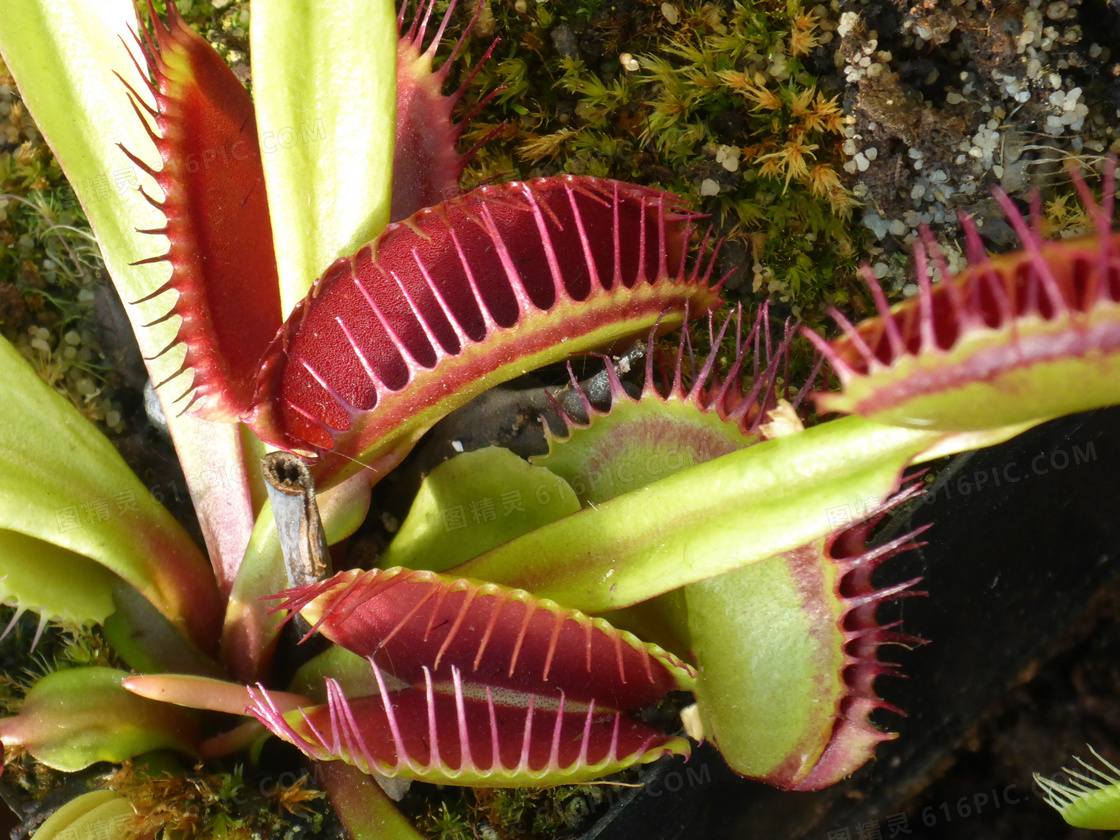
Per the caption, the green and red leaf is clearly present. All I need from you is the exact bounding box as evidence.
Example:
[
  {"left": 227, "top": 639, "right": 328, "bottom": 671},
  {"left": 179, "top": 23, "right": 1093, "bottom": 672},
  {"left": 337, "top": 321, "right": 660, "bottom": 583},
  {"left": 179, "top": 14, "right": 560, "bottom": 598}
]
[
  {"left": 249, "top": 567, "right": 694, "bottom": 785},
  {"left": 0, "top": 668, "right": 198, "bottom": 772},
  {"left": 123, "top": 2, "right": 282, "bottom": 420},
  {"left": 248, "top": 176, "right": 722, "bottom": 487},
  {"left": 686, "top": 493, "right": 926, "bottom": 790},
  {"left": 808, "top": 166, "right": 1120, "bottom": 431},
  {"left": 392, "top": 0, "right": 495, "bottom": 221}
]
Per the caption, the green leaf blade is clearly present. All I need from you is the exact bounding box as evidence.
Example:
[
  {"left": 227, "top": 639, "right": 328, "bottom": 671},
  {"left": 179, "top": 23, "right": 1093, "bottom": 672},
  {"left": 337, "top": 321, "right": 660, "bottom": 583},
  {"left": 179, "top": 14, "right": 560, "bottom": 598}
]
[
  {"left": 0, "top": 336, "right": 220, "bottom": 650},
  {"left": 380, "top": 447, "right": 581, "bottom": 573},
  {"left": 456, "top": 416, "right": 943, "bottom": 613},
  {"left": 250, "top": 0, "right": 398, "bottom": 315},
  {"left": 0, "top": 667, "right": 198, "bottom": 772}
]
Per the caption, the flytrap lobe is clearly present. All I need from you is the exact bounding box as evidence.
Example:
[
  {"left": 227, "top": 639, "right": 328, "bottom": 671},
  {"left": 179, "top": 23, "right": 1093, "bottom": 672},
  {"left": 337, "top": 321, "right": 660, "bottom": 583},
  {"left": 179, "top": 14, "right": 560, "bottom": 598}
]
[
  {"left": 249, "top": 568, "right": 695, "bottom": 786},
  {"left": 1036, "top": 747, "right": 1120, "bottom": 831},
  {"left": 534, "top": 310, "right": 925, "bottom": 789},
  {"left": 119, "top": 1, "right": 282, "bottom": 422},
  {"left": 537, "top": 305, "right": 796, "bottom": 496},
  {"left": 123, "top": 5, "right": 722, "bottom": 488},
  {"left": 248, "top": 176, "right": 722, "bottom": 486},
  {"left": 807, "top": 164, "right": 1120, "bottom": 431},
  {"left": 392, "top": 0, "right": 498, "bottom": 220},
  {"left": 685, "top": 491, "right": 927, "bottom": 791}
]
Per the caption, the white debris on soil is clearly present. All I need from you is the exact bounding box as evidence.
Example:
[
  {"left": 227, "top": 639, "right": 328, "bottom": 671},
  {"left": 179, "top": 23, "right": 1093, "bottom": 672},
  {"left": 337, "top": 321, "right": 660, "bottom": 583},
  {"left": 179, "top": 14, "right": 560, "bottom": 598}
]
[{"left": 834, "top": 0, "right": 1120, "bottom": 295}]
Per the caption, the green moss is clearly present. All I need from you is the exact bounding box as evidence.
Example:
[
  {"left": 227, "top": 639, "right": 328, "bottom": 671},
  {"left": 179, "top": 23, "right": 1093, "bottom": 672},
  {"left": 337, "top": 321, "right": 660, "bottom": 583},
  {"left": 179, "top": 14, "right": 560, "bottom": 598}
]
[
  {"left": 419, "top": 800, "right": 474, "bottom": 840},
  {"left": 103, "top": 760, "right": 328, "bottom": 840},
  {"left": 407, "top": 780, "right": 621, "bottom": 840},
  {"left": 452, "top": 0, "right": 868, "bottom": 332}
]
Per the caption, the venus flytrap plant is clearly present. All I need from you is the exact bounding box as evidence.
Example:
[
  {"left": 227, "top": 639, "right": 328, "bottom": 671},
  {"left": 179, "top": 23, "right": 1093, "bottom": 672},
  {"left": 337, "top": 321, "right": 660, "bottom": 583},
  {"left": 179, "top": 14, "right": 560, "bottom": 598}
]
[
  {"left": 104, "top": 0, "right": 726, "bottom": 684},
  {"left": 0, "top": 0, "right": 1118, "bottom": 837}
]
